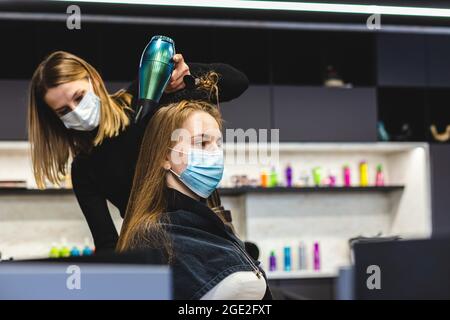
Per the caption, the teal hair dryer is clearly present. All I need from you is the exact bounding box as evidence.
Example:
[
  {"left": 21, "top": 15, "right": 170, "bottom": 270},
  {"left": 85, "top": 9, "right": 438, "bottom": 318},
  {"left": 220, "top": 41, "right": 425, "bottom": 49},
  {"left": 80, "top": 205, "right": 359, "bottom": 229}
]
[{"left": 135, "top": 35, "right": 175, "bottom": 123}]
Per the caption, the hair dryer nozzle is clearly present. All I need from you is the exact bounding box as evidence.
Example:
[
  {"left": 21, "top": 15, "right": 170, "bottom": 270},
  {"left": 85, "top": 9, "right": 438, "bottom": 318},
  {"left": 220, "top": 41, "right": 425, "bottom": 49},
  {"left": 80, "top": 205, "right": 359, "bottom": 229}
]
[{"left": 134, "top": 99, "right": 159, "bottom": 123}]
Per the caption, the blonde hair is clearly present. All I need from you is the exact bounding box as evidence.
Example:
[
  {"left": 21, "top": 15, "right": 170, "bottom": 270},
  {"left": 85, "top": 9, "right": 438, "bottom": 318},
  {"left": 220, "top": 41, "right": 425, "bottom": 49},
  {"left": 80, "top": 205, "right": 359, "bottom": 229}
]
[
  {"left": 116, "top": 100, "right": 223, "bottom": 259},
  {"left": 28, "top": 51, "right": 132, "bottom": 188},
  {"left": 197, "top": 71, "right": 220, "bottom": 107}
]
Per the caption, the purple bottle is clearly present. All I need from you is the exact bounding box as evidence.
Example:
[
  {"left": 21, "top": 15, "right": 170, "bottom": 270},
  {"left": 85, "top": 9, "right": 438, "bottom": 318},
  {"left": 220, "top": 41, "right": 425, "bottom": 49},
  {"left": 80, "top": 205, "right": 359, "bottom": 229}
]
[
  {"left": 285, "top": 164, "right": 293, "bottom": 187},
  {"left": 313, "top": 242, "right": 321, "bottom": 271},
  {"left": 269, "top": 251, "right": 277, "bottom": 271}
]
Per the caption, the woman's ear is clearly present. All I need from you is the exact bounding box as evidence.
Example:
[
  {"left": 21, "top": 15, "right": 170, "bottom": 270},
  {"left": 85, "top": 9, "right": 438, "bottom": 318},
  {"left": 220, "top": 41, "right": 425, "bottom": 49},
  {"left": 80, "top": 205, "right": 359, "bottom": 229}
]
[{"left": 163, "top": 160, "right": 171, "bottom": 171}]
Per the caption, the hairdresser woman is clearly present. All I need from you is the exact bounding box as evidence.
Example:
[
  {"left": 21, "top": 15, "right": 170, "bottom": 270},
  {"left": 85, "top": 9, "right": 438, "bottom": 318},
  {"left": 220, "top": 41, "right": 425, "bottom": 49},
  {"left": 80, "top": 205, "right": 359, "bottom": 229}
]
[{"left": 28, "top": 50, "right": 248, "bottom": 252}]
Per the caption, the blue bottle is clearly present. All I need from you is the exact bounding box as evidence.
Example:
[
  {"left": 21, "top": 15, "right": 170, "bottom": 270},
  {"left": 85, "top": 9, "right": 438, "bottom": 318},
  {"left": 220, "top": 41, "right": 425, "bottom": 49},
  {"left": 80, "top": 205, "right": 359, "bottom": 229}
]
[
  {"left": 70, "top": 246, "right": 81, "bottom": 257},
  {"left": 82, "top": 246, "right": 93, "bottom": 256},
  {"left": 284, "top": 246, "right": 291, "bottom": 272}
]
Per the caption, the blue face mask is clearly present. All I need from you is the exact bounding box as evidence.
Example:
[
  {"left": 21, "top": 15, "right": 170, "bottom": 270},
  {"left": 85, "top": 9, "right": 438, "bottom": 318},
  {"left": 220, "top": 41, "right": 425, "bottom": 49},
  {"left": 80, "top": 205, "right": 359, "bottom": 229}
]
[{"left": 169, "top": 147, "right": 224, "bottom": 198}]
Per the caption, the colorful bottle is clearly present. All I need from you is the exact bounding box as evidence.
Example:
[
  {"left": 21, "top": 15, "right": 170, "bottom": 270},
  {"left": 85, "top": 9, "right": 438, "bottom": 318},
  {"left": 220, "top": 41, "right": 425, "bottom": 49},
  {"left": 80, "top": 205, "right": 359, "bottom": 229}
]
[
  {"left": 49, "top": 243, "right": 60, "bottom": 258},
  {"left": 359, "top": 161, "right": 369, "bottom": 187},
  {"left": 82, "top": 238, "right": 93, "bottom": 256},
  {"left": 284, "top": 247, "right": 291, "bottom": 272},
  {"left": 260, "top": 170, "right": 268, "bottom": 188},
  {"left": 269, "top": 251, "right": 277, "bottom": 271},
  {"left": 298, "top": 242, "right": 307, "bottom": 270},
  {"left": 82, "top": 245, "right": 93, "bottom": 256},
  {"left": 269, "top": 167, "right": 278, "bottom": 187},
  {"left": 285, "top": 164, "right": 293, "bottom": 187},
  {"left": 60, "top": 245, "right": 71, "bottom": 258},
  {"left": 313, "top": 242, "right": 321, "bottom": 271},
  {"left": 312, "top": 167, "right": 322, "bottom": 187},
  {"left": 343, "top": 165, "right": 351, "bottom": 187},
  {"left": 375, "top": 164, "right": 385, "bottom": 187},
  {"left": 328, "top": 171, "right": 337, "bottom": 187},
  {"left": 70, "top": 246, "right": 81, "bottom": 257},
  {"left": 60, "top": 238, "right": 71, "bottom": 258}
]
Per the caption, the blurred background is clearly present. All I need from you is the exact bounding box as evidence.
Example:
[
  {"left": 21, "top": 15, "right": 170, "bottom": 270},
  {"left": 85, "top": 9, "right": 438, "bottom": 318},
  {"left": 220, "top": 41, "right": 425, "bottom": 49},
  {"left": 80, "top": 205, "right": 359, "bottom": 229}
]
[{"left": 1, "top": 0, "right": 450, "bottom": 299}]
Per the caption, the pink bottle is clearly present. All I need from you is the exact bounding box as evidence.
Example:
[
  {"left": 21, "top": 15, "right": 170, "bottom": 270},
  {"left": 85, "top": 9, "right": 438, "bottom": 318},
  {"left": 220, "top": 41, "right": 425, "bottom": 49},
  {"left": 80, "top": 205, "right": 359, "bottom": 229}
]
[
  {"left": 375, "top": 164, "right": 385, "bottom": 187},
  {"left": 343, "top": 165, "right": 351, "bottom": 187}
]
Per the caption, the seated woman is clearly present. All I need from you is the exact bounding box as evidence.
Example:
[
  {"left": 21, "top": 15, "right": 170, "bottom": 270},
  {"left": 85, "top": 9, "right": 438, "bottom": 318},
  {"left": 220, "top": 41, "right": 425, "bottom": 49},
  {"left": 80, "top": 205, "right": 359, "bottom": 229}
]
[{"left": 116, "top": 100, "right": 272, "bottom": 300}]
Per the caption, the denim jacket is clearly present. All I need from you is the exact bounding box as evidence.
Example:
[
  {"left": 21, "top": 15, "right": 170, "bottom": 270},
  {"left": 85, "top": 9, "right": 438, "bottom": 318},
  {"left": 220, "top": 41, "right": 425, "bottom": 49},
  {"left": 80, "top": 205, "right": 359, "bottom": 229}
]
[{"left": 160, "top": 187, "right": 273, "bottom": 300}]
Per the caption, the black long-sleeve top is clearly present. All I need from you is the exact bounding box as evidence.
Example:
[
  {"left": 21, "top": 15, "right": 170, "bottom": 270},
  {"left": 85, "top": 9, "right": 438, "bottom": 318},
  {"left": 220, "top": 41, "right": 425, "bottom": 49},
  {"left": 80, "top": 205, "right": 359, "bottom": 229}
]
[{"left": 71, "top": 63, "right": 249, "bottom": 252}]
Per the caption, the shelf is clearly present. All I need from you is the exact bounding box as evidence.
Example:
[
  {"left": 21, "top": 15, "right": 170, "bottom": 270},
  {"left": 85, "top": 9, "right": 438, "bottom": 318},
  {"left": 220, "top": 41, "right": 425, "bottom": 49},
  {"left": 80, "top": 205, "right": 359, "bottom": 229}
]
[
  {"left": 218, "top": 186, "right": 404, "bottom": 196},
  {"left": 0, "top": 186, "right": 404, "bottom": 196},
  {"left": 0, "top": 141, "right": 29, "bottom": 151},
  {"left": 0, "top": 188, "right": 73, "bottom": 195}
]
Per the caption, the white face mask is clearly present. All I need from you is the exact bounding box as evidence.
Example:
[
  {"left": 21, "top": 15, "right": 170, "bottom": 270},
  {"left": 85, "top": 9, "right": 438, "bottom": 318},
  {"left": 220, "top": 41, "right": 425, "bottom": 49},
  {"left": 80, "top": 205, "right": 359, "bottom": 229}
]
[{"left": 59, "top": 83, "right": 101, "bottom": 131}]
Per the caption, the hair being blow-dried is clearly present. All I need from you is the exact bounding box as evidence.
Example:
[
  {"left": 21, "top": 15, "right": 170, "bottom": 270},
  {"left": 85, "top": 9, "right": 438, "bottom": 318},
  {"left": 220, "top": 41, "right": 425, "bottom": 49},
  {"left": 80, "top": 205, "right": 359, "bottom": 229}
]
[{"left": 116, "top": 100, "right": 223, "bottom": 260}]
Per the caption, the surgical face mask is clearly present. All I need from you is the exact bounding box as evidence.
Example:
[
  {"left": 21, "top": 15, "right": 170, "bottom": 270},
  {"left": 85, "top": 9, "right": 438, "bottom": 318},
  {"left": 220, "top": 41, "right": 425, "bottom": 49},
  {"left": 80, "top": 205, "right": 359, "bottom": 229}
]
[
  {"left": 59, "top": 84, "right": 101, "bottom": 131},
  {"left": 169, "top": 147, "right": 224, "bottom": 198}
]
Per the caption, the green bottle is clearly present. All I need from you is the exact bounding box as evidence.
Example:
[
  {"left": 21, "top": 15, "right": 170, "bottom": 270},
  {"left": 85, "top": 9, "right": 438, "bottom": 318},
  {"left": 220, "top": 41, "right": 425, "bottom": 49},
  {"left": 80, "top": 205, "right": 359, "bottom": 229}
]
[
  {"left": 49, "top": 243, "right": 60, "bottom": 258},
  {"left": 269, "top": 167, "right": 278, "bottom": 187}
]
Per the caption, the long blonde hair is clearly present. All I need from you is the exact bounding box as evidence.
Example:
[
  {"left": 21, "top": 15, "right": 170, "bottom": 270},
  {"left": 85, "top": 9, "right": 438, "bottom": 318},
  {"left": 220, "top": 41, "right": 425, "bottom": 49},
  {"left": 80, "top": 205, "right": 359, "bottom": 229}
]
[
  {"left": 28, "top": 51, "right": 133, "bottom": 188},
  {"left": 116, "top": 100, "right": 223, "bottom": 259}
]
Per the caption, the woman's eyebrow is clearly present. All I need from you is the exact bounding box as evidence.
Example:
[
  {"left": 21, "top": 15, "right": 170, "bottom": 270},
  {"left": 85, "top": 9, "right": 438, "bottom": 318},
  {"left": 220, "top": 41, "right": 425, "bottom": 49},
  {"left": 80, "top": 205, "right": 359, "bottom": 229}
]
[
  {"left": 190, "top": 135, "right": 201, "bottom": 143},
  {"left": 191, "top": 133, "right": 212, "bottom": 141},
  {"left": 54, "top": 90, "right": 79, "bottom": 113}
]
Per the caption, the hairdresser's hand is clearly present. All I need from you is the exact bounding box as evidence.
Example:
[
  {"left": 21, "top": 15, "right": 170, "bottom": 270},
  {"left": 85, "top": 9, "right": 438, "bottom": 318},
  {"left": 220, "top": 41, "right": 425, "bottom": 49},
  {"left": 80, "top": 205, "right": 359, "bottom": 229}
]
[{"left": 165, "top": 54, "right": 191, "bottom": 94}]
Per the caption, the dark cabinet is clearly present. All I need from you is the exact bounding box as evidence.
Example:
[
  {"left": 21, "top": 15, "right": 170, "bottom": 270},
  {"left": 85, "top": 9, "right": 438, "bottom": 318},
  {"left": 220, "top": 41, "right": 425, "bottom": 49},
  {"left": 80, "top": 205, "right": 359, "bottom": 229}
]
[
  {"left": 0, "top": 80, "right": 29, "bottom": 140},
  {"left": 427, "top": 35, "right": 450, "bottom": 87},
  {"left": 220, "top": 85, "right": 272, "bottom": 141},
  {"left": 377, "top": 34, "right": 450, "bottom": 88},
  {"left": 273, "top": 86, "right": 377, "bottom": 142},
  {"left": 430, "top": 144, "right": 450, "bottom": 237},
  {"left": 377, "top": 34, "right": 427, "bottom": 87}
]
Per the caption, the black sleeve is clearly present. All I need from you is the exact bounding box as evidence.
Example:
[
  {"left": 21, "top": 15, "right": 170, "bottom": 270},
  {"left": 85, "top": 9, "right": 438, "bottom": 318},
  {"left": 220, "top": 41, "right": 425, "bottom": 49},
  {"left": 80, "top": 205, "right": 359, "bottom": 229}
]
[
  {"left": 166, "top": 62, "right": 250, "bottom": 104},
  {"left": 125, "top": 62, "right": 249, "bottom": 107},
  {"left": 71, "top": 157, "right": 119, "bottom": 252}
]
